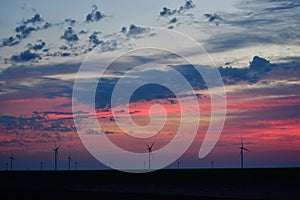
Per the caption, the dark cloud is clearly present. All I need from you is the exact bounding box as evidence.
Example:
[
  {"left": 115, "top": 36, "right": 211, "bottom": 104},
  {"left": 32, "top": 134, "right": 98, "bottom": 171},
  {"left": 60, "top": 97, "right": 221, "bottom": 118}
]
[
  {"left": 60, "top": 52, "right": 71, "bottom": 57},
  {"left": 79, "top": 30, "right": 88, "bottom": 35},
  {"left": 2, "top": 36, "right": 19, "bottom": 47},
  {"left": 160, "top": 7, "right": 177, "bottom": 17},
  {"left": 65, "top": 18, "right": 76, "bottom": 26},
  {"left": 0, "top": 62, "right": 80, "bottom": 81},
  {"left": 120, "top": 27, "right": 127, "bottom": 33},
  {"left": 59, "top": 45, "right": 68, "bottom": 50},
  {"left": 122, "top": 24, "right": 149, "bottom": 37},
  {"left": 61, "top": 27, "right": 79, "bottom": 42},
  {"left": 27, "top": 40, "right": 46, "bottom": 51},
  {"left": 1, "top": 13, "right": 51, "bottom": 48},
  {"left": 15, "top": 25, "right": 37, "bottom": 39},
  {"left": 204, "top": 13, "right": 223, "bottom": 26},
  {"left": 169, "top": 18, "right": 177, "bottom": 24},
  {"left": 219, "top": 56, "right": 279, "bottom": 84},
  {"left": 10, "top": 50, "right": 41, "bottom": 62},
  {"left": 88, "top": 31, "right": 102, "bottom": 46},
  {"left": 85, "top": 5, "right": 105, "bottom": 22},
  {"left": 22, "top": 14, "right": 43, "bottom": 24},
  {"left": 93, "top": 55, "right": 300, "bottom": 109},
  {"left": 42, "top": 22, "right": 52, "bottom": 29},
  {"left": 159, "top": 0, "right": 195, "bottom": 17},
  {"left": 178, "top": 0, "right": 195, "bottom": 12},
  {"left": 0, "top": 111, "right": 75, "bottom": 135}
]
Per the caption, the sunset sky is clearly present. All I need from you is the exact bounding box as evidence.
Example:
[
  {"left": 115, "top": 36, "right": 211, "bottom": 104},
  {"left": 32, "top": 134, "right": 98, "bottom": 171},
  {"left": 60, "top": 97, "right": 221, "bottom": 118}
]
[{"left": 0, "top": 0, "right": 299, "bottom": 170}]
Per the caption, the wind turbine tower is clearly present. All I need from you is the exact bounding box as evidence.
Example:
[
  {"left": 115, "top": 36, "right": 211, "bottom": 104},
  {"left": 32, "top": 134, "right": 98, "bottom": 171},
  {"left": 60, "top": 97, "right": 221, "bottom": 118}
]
[
  {"left": 146, "top": 141, "right": 155, "bottom": 170},
  {"left": 53, "top": 145, "right": 60, "bottom": 171},
  {"left": 177, "top": 160, "right": 181, "bottom": 169},
  {"left": 211, "top": 160, "right": 215, "bottom": 168},
  {"left": 9, "top": 154, "right": 14, "bottom": 171},
  {"left": 240, "top": 137, "right": 249, "bottom": 168},
  {"left": 68, "top": 153, "right": 72, "bottom": 171}
]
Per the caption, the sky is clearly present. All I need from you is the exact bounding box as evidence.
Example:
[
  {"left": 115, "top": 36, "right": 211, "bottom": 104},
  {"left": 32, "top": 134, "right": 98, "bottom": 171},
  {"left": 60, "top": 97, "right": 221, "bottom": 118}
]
[{"left": 0, "top": 0, "right": 300, "bottom": 170}]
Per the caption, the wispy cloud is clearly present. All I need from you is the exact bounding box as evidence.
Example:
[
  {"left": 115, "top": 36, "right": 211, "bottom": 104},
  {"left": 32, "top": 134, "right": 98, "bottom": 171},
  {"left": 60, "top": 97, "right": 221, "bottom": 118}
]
[{"left": 203, "top": 0, "right": 300, "bottom": 52}]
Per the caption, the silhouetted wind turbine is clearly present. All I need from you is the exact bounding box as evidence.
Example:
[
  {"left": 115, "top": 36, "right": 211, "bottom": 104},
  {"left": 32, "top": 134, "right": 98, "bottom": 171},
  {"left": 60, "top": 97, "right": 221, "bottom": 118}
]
[
  {"left": 211, "top": 160, "right": 215, "bottom": 168},
  {"left": 40, "top": 161, "right": 43, "bottom": 170},
  {"left": 53, "top": 144, "right": 60, "bottom": 171},
  {"left": 9, "top": 153, "right": 14, "bottom": 171},
  {"left": 74, "top": 161, "right": 78, "bottom": 170},
  {"left": 146, "top": 141, "right": 155, "bottom": 169},
  {"left": 240, "top": 137, "right": 249, "bottom": 168},
  {"left": 177, "top": 160, "right": 181, "bottom": 169},
  {"left": 68, "top": 153, "right": 72, "bottom": 171}
]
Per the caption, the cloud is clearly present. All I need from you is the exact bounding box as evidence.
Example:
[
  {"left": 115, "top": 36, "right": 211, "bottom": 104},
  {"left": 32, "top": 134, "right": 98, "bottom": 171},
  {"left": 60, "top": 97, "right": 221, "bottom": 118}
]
[
  {"left": 160, "top": 7, "right": 177, "bottom": 17},
  {"left": 265, "top": 1, "right": 300, "bottom": 12},
  {"left": 204, "top": 32, "right": 274, "bottom": 53},
  {"left": 61, "top": 27, "right": 79, "bottom": 42},
  {"left": 99, "top": 39, "right": 118, "bottom": 52},
  {"left": 86, "top": 129, "right": 100, "bottom": 135},
  {"left": 178, "top": 0, "right": 195, "bottom": 12},
  {"left": 1, "top": 13, "right": 51, "bottom": 48},
  {"left": 218, "top": 56, "right": 299, "bottom": 84},
  {"left": 93, "top": 55, "right": 300, "bottom": 108},
  {"left": 65, "top": 18, "right": 76, "bottom": 26},
  {"left": 88, "top": 31, "right": 102, "bottom": 46},
  {"left": 169, "top": 18, "right": 178, "bottom": 24},
  {"left": 159, "top": 0, "right": 195, "bottom": 17},
  {"left": 15, "top": 25, "right": 37, "bottom": 39},
  {"left": 42, "top": 22, "right": 52, "bottom": 29},
  {"left": 0, "top": 111, "right": 76, "bottom": 146},
  {"left": 201, "top": 0, "right": 300, "bottom": 53},
  {"left": 10, "top": 50, "right": 41, "bottom": 62},
  {"left": 0, "top": 62, "right": 80, "bottom": 81},
  {"left": 85, "top": 5, "right": 105, "bottom": 22},
  {"left": 2, "top": 36, "right": 19, "bottom": 47},
  {"left": 22, "top": 13, "right": 43, "bottom": 24},
  {"left": 127, "top": 24, "right": 148, "bottom": 36},
  {"left": 120, "top": 24, "right": 149, "bottom": 38},
  {"left": 27, "top": 40, "right": 46, "bottom": 51},
  {"left": 204, "top": 13, "right": 223, "bottom": 26}
]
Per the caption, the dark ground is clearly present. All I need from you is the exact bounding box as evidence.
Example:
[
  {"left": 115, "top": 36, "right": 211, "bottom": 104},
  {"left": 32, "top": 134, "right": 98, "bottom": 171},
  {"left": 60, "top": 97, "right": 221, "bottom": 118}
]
[{"left": 0, "top": 168, "right": 299, "bottom": 200}]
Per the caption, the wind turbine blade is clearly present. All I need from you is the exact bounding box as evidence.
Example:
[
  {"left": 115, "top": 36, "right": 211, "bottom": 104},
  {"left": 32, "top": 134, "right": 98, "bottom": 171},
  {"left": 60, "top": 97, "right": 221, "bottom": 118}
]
[
  {"left": 244, "top": 147, "right": 249, "bottom": 152},
  {"left": 146, "top": 143, "right": 150, "bottom": 148},
  {"left": 150, "top": 140, "right": 155, "bottom": 149}
]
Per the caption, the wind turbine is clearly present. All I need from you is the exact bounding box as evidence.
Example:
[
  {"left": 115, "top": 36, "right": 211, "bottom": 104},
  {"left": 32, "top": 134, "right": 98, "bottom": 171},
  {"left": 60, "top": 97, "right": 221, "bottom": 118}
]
[
  {"left": 68, "top": 153, "right": 72, "bottom": 171},
  {"left": 9, "top": 153, "right": 14, "bottom": 171},
  {"left": 177, "top": 160, "right": 181, "bottom": 169},
  {"left": 74, "top": 161, "right": 78, "bottom": 170},
  {"left": 40, "top": 161, "right": 43, "bottom": 170},
  {"left": 240, "top": 137, "right": 249, "bottom": 168},
  {"left": 146, "top": 141, "right": 155, "bottom": 170},
  {"left": 53, "top": 144, "right": 60, "bottom": 171},
  {"left": 211, "top": 160, "right": 215, "bottom": 168}
]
